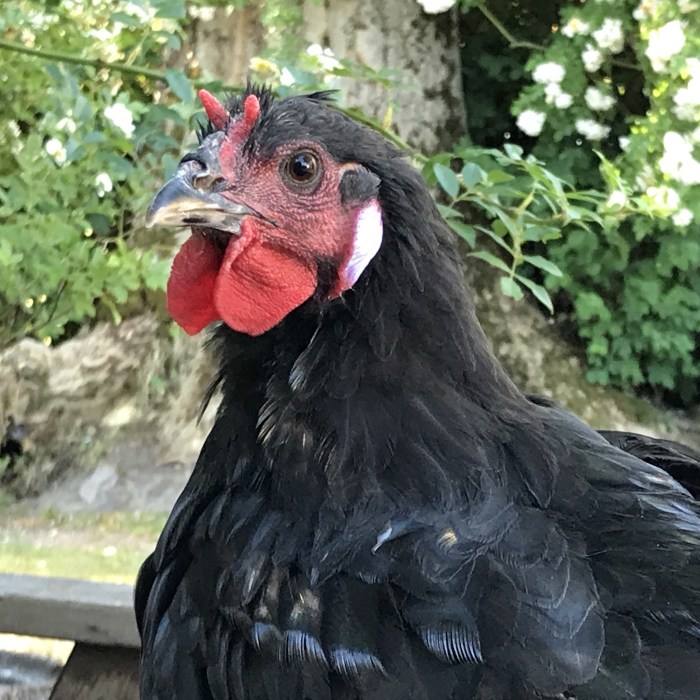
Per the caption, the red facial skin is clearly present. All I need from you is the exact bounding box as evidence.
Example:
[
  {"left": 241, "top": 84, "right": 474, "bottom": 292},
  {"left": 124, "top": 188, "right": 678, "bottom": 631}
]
[{"left": 167, "top": 97, "right": 366, "bottom": 337}]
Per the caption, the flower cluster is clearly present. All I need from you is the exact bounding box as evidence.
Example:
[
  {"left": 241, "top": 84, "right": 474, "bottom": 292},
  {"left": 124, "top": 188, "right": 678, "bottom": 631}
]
[
  {"left": 582, "top": 44, "right": 605, "bottom": 72},
  {"left": 94, "top": 172, "right": 113, "bottom": 198},
  {"left": 44, "top": 137, "right": 67, "bottom": 165},
  {"left": 592, "top": 18, "right": 625, "bottom": 53},
  {"left": 516, "top": 109, "right": 546, "bottom": 137},
  {"left": 532, "top": 62, "right": 566, "bottom": 84},
  {"left": 562, "top": 17, "right": 590, "bottom": 38},
  {"left": 672, "top": 58, "right": 700, "bottom": 122},
  {"left": 659, "top": 132, "right": 700, "bottom": 186},
  {"left": 645, "top": 20, "right": 686, "bottom": 72},
  {"left": 307, "top": 44, "right": 341, "bottom": 72},
  {"left": 575, "top": 118, "right": 610, "bottom": 141},
  {"left": 584, "top": 86, "right": 615, "bottom": 111},
  {"left": 103, "top": 103, "right": 135, "bottom": 138}
]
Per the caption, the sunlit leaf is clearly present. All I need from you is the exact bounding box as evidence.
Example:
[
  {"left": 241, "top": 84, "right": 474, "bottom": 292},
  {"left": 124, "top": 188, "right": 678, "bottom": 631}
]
[
  {"left": 515, "top": 274, "right": 554, "bottom": 312},
  {"left": 468, "top": 250, "right": 511, "bottom": 274},
  {"left": 433, "top": 163, "right": 459, "bottom": 199},
  {"left": 448, "top": 220, "right": 476, "bottom": 247},
  {"left": 461, "top": 163, "right": 483, "bottom": 188},
  {"left": 500, "top": 275, "right": 523, "bottom": 299},
  {"left": 523, "top": 254, "right": 563, "bottom": 277},
  {"left": 165, "top": 68, "right": 193, "bottom": 104}
]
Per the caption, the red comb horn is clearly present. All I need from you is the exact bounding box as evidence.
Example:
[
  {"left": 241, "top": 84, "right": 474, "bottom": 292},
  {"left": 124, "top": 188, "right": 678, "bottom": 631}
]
[
  {"left": 243, "top": 94, "right": 260, "bottom": 129},
  {"left": 226, "top": 94, "right": 261, "bottom": 142},
  {"left": 198, "top": 89, "right": 228, "bottom": 129}
]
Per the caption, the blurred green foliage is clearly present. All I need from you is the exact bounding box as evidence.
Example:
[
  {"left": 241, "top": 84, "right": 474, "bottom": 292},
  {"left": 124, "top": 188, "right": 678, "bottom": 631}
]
[
  {"left": 0, "top": 0, "right": 187, "bottom": 345},
  {"left": 459, "top": 0, "right": 700, "bottom": 403}
]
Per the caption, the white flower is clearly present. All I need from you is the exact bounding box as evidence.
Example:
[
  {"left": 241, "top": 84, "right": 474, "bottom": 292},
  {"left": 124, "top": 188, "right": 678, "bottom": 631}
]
[
  {"left": 673, "top": 88, "right": 700, "bottom": 121},
  {"left": 659, "top": 131, "right": 700, "bottom": 185},
  {"left": 124, "top": 1, "right": 155, "bottom": 22},
  {"left": 279, "top": 67, "right": 295, "bottom": 87},
  {"left": 415, "top": 0, "right": 455, "bottom": 13},
  {"left": 689, "top": 127, "right": 700, "bottom": 145},
  {"left": 672, "top": 60, "right": 700, "bottom": 120},
  {"left": 56, "top": 117, "right": 76, "bottom": 133},
  {"left": 532, "top": 62, "right": 566, "bottom": 84},
  {"left": 593, "top": 18, "right": 624, "bottom": 54},
  {"left": 677, "top": 158, "right": 700, "bottom": 186},
  {"left": 619, "top": 136, "right": 630, "bottom": 150},
  {"left": 582, "top": 44, "right": 605, "bottom": 72},
  {"left": 562, "top": 17, "right": 590, "bottom": 38},
  {"left": 104, "top": 103, "right": 135, "bottom": 137},
  {"left": 95, "top": 172, "right": 113, "bottom": 198},
  {"left": 543, "top": 83, "right": 573, "bottom": 109},
  {"left": 516, "top": 110, "right": 546, "bottom": 137},
  {"left": 575, "top": 118, "right": 611, "bottom": 141},
  {"left": 45, "top": 137, "right": 67, "bottom": 165},
  {"left": 606, "top": 191, "right": 628, "bottom": 208},
  {"left": 645, "top": 185, "right": 680, "bottom": 211},
  {"left": 307, "top": 44, "right": 341, "bottom": 71},
  {"left": 585, "top": 86, "right": 616, "bottom": 111},
  {"left": 7, "top": 120, "right": 21, "bottom": 138},
  {"left": 633, "top": 0, "right": 659, "bottom": 21},
  {"left": 679, "top": 0, "right": 698, "bottom": 12},
  {"left": 672, "top": 208, "right": 693, "bottom": 227},
  {"left": 189, "top": 6, "right": 216, "bottom": 21},
  {"left": 544, "top": 82, "right": 561, "bottom": 102},
  {"left": 687, "top": 58, "right": 700, "bottom": 80},
  {"left": 645, "top": 20, "right": 686, "bottom": 72},
  {"left": 90, "top": 27, "right": 121, "bottom": 62},
  {"left": 555, "top": 92, "right": 573, "bottom": 109}
]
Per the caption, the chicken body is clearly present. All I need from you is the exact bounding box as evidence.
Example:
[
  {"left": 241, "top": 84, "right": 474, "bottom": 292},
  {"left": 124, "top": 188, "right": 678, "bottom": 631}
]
[{"left": 137, "top": 87, "right": 700, "bottom": 699}]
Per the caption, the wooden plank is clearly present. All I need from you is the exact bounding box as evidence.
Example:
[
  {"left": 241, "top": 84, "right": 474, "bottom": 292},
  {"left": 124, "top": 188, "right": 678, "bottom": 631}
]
[
  {"left": 0, "top": 574, "right": 139, "bottom": 648},
  {"left": 50, "top": 642, "right": 139, "bottom": 700}
]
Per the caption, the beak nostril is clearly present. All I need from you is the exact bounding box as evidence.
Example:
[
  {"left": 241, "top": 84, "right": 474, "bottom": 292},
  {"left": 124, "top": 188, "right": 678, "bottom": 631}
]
[{"left": 193, "top": 173, "right": 225, "bottom": 192}]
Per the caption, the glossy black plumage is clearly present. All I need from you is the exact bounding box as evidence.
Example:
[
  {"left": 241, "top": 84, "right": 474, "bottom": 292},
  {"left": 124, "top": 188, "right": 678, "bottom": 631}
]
[{"left": 136, "top": 87, "right": 700, "bottom": 699}]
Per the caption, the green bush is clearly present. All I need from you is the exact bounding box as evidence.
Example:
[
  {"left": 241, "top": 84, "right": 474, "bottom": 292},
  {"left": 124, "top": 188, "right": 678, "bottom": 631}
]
[
  {"left": 459, "top": 0, "right": 700, "bottom": 403},
  {"left": 0, "top": 0, "right": 187, "bottom": 346}
]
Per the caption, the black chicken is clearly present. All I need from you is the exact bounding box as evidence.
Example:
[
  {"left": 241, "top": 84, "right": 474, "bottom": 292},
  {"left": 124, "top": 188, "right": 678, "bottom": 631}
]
[{"left": 138, "top": 85, "right": 700, "bottom": 699}]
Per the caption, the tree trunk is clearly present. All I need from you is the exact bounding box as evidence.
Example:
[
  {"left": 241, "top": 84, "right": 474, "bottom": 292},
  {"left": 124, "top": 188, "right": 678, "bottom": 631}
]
[
  {"left": 189, "top": 0, "right": 466, "bottom": 153},
  {"left": 301, "top": 0, "right": 466, "bottom": 152}
]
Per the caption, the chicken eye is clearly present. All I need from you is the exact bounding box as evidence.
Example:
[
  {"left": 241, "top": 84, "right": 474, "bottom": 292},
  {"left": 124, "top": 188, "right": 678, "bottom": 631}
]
[{"left": 283, "top": 151, "right": 321, "bottom": 188}]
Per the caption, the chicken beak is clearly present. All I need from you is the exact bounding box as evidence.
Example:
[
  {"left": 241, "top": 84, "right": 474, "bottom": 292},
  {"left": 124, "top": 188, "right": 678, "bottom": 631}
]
[{"left": 145, "top": 164, "right": 254, "bottom": 231}]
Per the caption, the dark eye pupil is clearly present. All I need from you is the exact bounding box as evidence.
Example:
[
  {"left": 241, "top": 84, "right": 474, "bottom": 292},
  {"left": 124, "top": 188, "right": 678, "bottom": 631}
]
[{"left": 289, "top": 153, "right": 317, "bottom": 181}]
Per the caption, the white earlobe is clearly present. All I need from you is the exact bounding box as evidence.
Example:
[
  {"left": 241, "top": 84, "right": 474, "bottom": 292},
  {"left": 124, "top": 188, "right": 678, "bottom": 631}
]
[{"left": 341, "top": 200, "right": 383, "bottom": 289}]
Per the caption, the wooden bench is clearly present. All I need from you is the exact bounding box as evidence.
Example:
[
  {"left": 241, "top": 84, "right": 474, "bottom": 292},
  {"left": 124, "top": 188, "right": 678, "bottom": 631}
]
[{"left": 0, "top": 573, "right": 140, "bottom": 699}]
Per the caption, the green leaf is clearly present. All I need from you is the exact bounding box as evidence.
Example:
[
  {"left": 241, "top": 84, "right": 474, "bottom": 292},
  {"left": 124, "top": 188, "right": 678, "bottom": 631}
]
[
  {"left": 447, "top": 220, "right": 476, "bottom": 247},
  {"left": 433, "top": 163, "right": 459, "bottom": 199},
  {"left": 500, "top": 276, "right": 523, "bottom": 300},
  {"left": 522, "top": 255, "right": 563, "bottom": 277},
  {"left": 487, "top": 170, "right": 515, "bottom": 184},
  {"left": 461, "top": 163, "right": 483, "bottom": 188},
  {"left": 468, "top": 250, "right": 510, "bottom": 274},
  {"left": 110, "top": 11, "right": 142, "bottom": 27},
  {"left": 503, "top": 143, "right": 523, "bottom": 159},
  {"left": 82, "top": 131, "right": 107, "bottom": 145},
  {"left": 436, "top": 204, "right": 460, "bottom": 219},
  {"left": 154, "top": 0, "right": 186, "bottom": 19},
  {"left": 165, "top": 69, "right": 193, "bottom": 104},
  {"left": 521, "top": 225, "right": 561, "bottom": 243},
  {"left": 515, "top": 275, "right": 554, "bottom": 312}
]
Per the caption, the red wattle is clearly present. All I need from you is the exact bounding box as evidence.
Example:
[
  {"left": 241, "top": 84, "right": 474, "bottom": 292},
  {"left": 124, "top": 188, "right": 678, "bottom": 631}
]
[
  {"left": 167, "top": 234, "right": 223, "bottom": 335},
  {"left": 214, "top": 222, "right": 317, "bottom": 336},
  {"left": 167, "top": 221, "right": 318, "bottom": 337}
]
